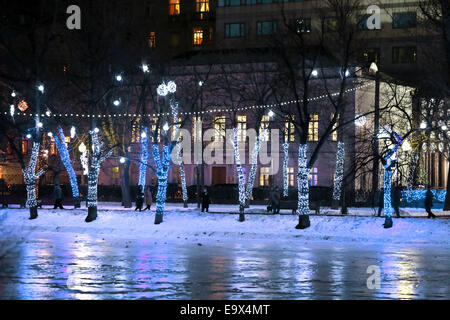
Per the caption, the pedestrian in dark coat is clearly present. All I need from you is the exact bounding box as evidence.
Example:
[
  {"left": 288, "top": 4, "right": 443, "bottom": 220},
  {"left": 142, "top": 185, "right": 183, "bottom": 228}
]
[
  {"left": 143, "top": 186, "right": 153, "bottom": 211},
  {"left": 425, "top": 187, "right": 436, "bottom": 219},
  {"left": 270, "top": 187, "right": 281, "bottom": 214},
  {"left": 201, "top": 189, "right": 210, "bottom": 213},
  {"left": 392, "top": 186, "right": 402, "bottom": 218},
  {"left": 377, "top": 189, "right": 384, "bottom": 217},
  {"left": 53, "top": 185, "right": 64, "bottom": 209},
  {"left": 135, "top": 186, "right": 144, "bottom": 211}
]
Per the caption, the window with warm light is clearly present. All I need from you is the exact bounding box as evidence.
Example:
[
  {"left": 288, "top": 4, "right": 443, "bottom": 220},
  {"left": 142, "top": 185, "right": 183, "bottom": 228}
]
[
  {"left": 193, "top": 28, "right": 203, "bottom": 45},
  {"left": 112, "top": 167, "right": 120, "bottom": 179},
  {"left": 260, "top": 167, "right": 270, "bottom": 187},
  {"left": 308, "top": 114, "right": 319, "bottom": 141},
  {"left": 150, "top": 117, "right": 161, "bottom": 143},
  {"left": 131, "top": 119, "right": 141, "bottom": 143},
  {"left": 288, "top": 167, "right": 295, "bottom": 187},
  {"left": 193, "top": 116, "right": 202, "bottom": 142},
  {"left": 260, "top": 115, "right": 270, "bottom": 141},
  {"left": 237, "top": 116, "right": 247, "bottom": 142},
  {"left": 196, "top": 0, "right": 209, "bottom": 19},
  {"left": 149, "top": 31, "right": 156, "bottom": 48},
  {"left": 331, "top": 114, "right": 339, "bottom": 141},
  {"left": 214, "top": 116, "right": 226, "bottom": 142},
  {"left": 285, "top": 115, "right": 295, "bottom": 142},
  {"left": 22, "top": 139, "right": 28, "bottom": 154},
  {"left": 172, "top": 117, "right": 182, "bottom": 141},
  {"left": 169, "top": 0, "right": 180, "bottom": 15}
]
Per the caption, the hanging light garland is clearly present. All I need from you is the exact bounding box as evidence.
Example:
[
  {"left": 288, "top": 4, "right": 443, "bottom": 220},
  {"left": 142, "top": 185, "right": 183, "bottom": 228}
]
[
  {"left": 245, "top": 129, "right": 269, "bottom": 204},
  {"left": 138, "top": 127, "right": 149, "bottom": 189},
  {"left": 23, "top": 142, "right": 45, "bottom": 208},
  {"left": 5, "top": 83, "right": 373, "bottom": 119},
  {"left": 232, "top": 128, "right": 247, "bottom": 214},
  {"left": 297, "top": 144, "right": 310, "bottom": 216}
]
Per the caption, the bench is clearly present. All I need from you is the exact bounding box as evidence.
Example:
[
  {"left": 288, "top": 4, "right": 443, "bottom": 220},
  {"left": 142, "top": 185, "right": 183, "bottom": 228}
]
[
  {"left": 37, "top": 197, "right": 81, "bottom": 209},
  {"left": 267, "top": 200, "right": 298, "bottom": 214},
  {"left": 267, "top": 200, "right": 324, "bottom": 215},
  {"left": 1, "top": 196, "right": 26, "bottom": 208}
]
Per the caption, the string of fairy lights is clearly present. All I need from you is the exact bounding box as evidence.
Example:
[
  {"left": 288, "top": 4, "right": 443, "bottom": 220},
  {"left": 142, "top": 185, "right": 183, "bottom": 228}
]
[{"left": 5, "top": 82, "right": 374, "bottom": 119}]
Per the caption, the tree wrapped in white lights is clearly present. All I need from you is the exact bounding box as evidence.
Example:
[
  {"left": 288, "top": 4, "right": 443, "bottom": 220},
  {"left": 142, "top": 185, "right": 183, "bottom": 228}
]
[
  {"left": 171, "top": 101, "right": 188, "bottom": 207},
  {"left": 332, "top": 142, "right": 345, "bottom": 208},
  {"left": 282, "top": 142, "right": 289, "bottom": 198},
  {"left": 231, "top": 128, "right": 247, "bottom": 222},
  {"left": 52, "top": 126, "right": 80, "bottom": 204},
  {"left": 85, "top": 129, "right": 114, "bottom": 223},
  {"left": 295, "top": 144, "right": 311, "bottom": 229},
  {"left": 23, "top": 142, "right": 46, "bottom": 219},
  {"left": 245, "top": 129, "right": 268, "bottom": 206}
]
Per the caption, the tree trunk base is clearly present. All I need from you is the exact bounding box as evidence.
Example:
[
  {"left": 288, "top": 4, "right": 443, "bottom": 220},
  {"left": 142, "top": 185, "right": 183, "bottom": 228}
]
[
  {"left": 85, "top": 206, "right": 97, "bottom": 223},
  {"left": 154, "top": 212, "right": 163, "bottom": 225},
  {"left": 75, "top": 199, "right": 81, "bottom": 209},
  {"left": 341, "top": 206, "right": 348, "bottom": 215},
  {"left": 183, "top": 201, "right": 188, "bottom": 208},
  {"left": 383, "top": 216, "right": 393, "bottom": 229},
  {"left": 238, "top": 205, "right": 245, "bottom": 222},
  {"left": 331, "top": 199, "right": 340, "bottom": 210},
  {"left": 29, "top": 206, "right": 38, "bottom": 220},
  {"left": 295, "top": 215, "right": 311, "bottom": 229}
]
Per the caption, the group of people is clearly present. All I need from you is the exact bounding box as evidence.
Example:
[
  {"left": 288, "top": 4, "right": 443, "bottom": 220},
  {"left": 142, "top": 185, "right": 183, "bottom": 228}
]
[
  {"left": 377, "top": 185, "right": 436, "bottom": 219},
  {"left": 135, "top": 186, "right": 153, "bottom": 211}
]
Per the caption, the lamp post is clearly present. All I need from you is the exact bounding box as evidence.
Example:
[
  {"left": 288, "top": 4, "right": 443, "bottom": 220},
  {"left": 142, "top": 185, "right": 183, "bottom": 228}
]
[{"left": 369, "top": 62, "right": 381, "bottom": 207}]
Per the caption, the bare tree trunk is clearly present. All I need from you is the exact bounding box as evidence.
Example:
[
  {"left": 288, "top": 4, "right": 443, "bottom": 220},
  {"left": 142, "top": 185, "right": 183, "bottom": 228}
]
[{"left": 121, "top": 158, "right": 131, "bottom": 208}]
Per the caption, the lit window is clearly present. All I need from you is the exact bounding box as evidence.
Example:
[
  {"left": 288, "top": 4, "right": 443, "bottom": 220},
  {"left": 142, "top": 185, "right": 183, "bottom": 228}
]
[
  {"left": 172, "top": 117, "right": 182, "bottom": 141},
  {"left": 285, "top": 115, "right": 295, "bottom": 142},
  {"left": 196, "top": 0, "right": 209, "bottom": 19},
  {"left": 331, "top": 114, "right": 339, "bottom": 141},
  {"left": 150, "top": 117, "right": 161, "bottom": 143},
  {"left": 260, "top": 115, "right": 270, "bottom": 141},
  {"left": 288, "top": 167, "right": 295, "bottom": 187},
  {"left": 50, "top": 141, "right": 57, "bottom": 155},
  {"left": 193, "top": 116, "right": 202, "bottom": 142},
  {"left": 308, "top": 114, "right": 319, "bottom": 141},
  {"left": 131, "top": 118, "right": 141, "bottom": 143},
  {"left": 260, "top": 167, "right": 270, "bottom": 187},
  {"left": 22, "top": 139, "right": 28, "bottom": 154},
  {"left": 112, "top": 167, "right": 119, "bottom": 179},
  {"left": 193, "top": 28, "right": 203, "bottom": 45},
  {"left": 149, "top": 31, "right": 156, "bottom": 48},
  {"left": 214, "top": 116, "right": 226, "bottom": 142},
  {"left": 237, "top": 115, "right": 247, "bottom": 142},
  {"left": 309, "top": 167, "right": 318, "bottom": 186},
  {"left": 169, "top": 0, "right": 180, "bottom": 15}
]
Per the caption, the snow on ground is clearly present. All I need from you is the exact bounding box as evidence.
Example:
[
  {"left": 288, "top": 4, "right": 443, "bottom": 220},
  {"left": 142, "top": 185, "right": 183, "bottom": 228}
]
[{"left": 1, "top": 202, "right": 449, "bottom": 246}]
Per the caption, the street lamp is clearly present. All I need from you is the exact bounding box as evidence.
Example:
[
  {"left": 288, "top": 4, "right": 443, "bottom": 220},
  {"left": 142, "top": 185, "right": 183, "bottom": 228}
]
[{"left": 78, "top": 142, "right": 87, "bottom": 153}]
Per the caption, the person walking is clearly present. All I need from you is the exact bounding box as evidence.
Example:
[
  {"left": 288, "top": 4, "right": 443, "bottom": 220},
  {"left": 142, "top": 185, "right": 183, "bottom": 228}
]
[
  {"left": 201, "top": 189, "right": 210, "bottom": 213},
  {"left": 392, "top": 185, "right": 402, "bottom": 218},
  {"left": 270, "top": 186, "right": 281, "bottom": 214},
  {"left": 135, "top": 186, "right": 144, "bottom": 211},
  {"left": 53, "top": 185, "right": 64, "bottom": 209},
  {"left": 143, "top": 186, "right": 153, "bottom": 211},
  {"left": 376, "top": 188, "right": 384, "bottom": 217},
  {"left": 425, "top": 186, "right": 436, "bottom": 219}
]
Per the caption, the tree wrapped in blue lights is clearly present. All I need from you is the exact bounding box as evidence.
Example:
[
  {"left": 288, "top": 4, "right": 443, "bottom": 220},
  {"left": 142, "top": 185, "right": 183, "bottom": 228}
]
[
  {"left": 245, "top": 129, "right": 268, "bottom": 206},
  {"left": 282, "top": 142, "right": 289, "bottom": 198},
  {"left": 295, "top": 144, "right": 311, "bottom": 229},
  {"left": 23, "top": 141, "right": 46, "bottom": 219},
  {"left": 231, "top": 128, "right": 247, "bottom": 222},
  {"left": 85, "top": 129, "right": 114, "bottom": 223},
  {"left": 381, "top": 132, "right": 403, "bottom": 229},
  {"left": 138, "top": 127, "right": 149, "bottom": 190},
  {"left": 152, "top": 144, "right": 172, "bottom": 224},
  {"left": 52, "top": 126, "right": 80, "bottom": 202},
  {"left": 332, "top": 142, "right": 345, "bottom": 208}
]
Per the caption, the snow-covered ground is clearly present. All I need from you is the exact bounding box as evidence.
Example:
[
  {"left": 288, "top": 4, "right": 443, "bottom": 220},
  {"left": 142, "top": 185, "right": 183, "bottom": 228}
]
[{"left": 1, "top": 202, "right": 449, "bottom": 246}]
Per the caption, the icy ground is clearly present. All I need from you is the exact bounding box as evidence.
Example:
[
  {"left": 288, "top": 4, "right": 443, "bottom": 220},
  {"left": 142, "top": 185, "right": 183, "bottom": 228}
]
[{"left": 0, "top": 203, "right": 449, "bottom": 299}]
